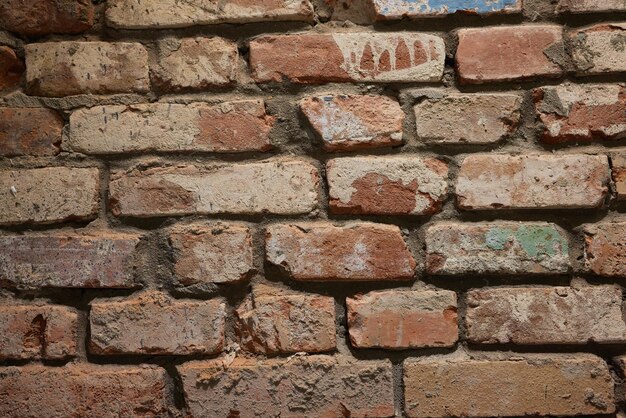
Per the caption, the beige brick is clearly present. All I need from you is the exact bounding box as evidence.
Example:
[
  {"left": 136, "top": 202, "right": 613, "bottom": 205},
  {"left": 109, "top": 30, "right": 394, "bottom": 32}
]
[
  {"left": 583, "top": 222, "right": 626, "bottom": 277},
  {"left": 570, "top": 23, "right": 626, "bottom": 75},
  {"left": 558, "top": 0, "right": 626, "bottom": 12}
]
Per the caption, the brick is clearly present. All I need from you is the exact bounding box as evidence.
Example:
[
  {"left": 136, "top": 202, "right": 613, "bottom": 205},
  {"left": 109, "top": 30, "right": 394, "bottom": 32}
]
[
  {"left": 414, "top": 92, "right": 521, "bottom": 144},
  {"left": 0, "top": 231, "right": 141, "bottom": 289},
  {"left": 236, "top": 288, "right": 336, "bottom": 354},
  {"left": 0, "top": 167, "right": 100, "bottom": 225},
  {"left": 570, "top": 23, "right": 626, "bottom": 75},
  {"left": 369, "top": 0, "right": 522, "bottom": 19},
  {"left": 106, "top": 0, "right": 314, "bottom": 29},
  {"left": 404, "top": 354, "right": 615, "bottom": 417},
  {"left": 613, "top": 154, "right": 626, "bottom": 200},
  {"left": 456, "top": 154, "right": 610, "bottom": 210},
  {"left": 456, "top": 25, "right": 565, "bottom": 84},
  {"left": 152, "top": 37, "right": 238, "bottom": 91},
  {"left": 0, "top": 107, "right": 62, "bottom": 156},
  {"left": 534, "top": 83, "right": 626, "bottom": 143},
  {"left": 250, "top": 32, "right": 445, "bottom": 83},
  {"left": 109, "top": 159, "right": 319, "bottom": 217},
  {"left": 178, "top": 356, "right": 394, "bottom": 418},
  {"left": 25, "top": 41, "right": 149, "bottom": 97},
  {"left": 300, "top": 94, "right": 404, "bottom": 152},
  {"left": 0, "top": 364, "right": 173, "bottom": 417},
  {"left": 0, "top": 46, "right": 23, "bottom": 91},
  {"left": 169, "top": 223, "right": 254, "bottom": 286},
  {"left": 558, "top": 0, "right": 626, "bottom": 13},
  {"left": 69, "top": 100, "right": 274, "bottom": 154},
  {"left": 0, "top": 0, "right": 93, "bottom": 36},
  {"left": 583, "top": 222, "right": 626, "bottom": 278},
  {"left": 425, "top": 222, "right": 571, "bottom": 275},
  {"left": 327, "top": 155, "right": 448, "bottom": 215},
  {"left": 347, "top": 290, "right": 457, "bottom": 349},
  {"left": 467, "top": 286, "right": 626, "bottom": 345},
  {"left": 0, "top": 305, "right": 78, "bottom": 360},
  {"left": 90, "top": 291, "right": 225, "bottom": 355},
  {"left": 266, "top": 222, "right": 416, "bottom": 281}
]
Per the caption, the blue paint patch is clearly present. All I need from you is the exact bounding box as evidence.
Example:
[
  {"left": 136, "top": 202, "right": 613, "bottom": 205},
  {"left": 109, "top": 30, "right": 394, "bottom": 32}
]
[{"left": 379, "top": 0, "right": 520, "bottom": 15}]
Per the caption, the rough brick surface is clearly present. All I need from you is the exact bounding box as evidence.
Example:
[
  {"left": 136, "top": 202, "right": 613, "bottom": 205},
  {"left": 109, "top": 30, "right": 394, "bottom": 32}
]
[
  {"left": 266, "top": 222, "right": 416, "bottom": 281},
  {"left": 69, "top": 100, "right": 274, "bottom": 154},
  {"left": 25, "top": 42, "right": 149, "bottom": 97},
  {"left": 250, "top": 32, "right": 445, "bottom": 83},
  {"left": 404, "top": 354, "right": 615, "bottom": 417},
  {"left": 300, "top": 94, "right": 404, "bottom": 151},
  {"left": 0, "top": 167, "right": 100, "bottom": 225},
  {"left": 583, "top": 222, "right": 626, "bottom": 278},
  {"left": 370, "top": 0, "right": 521, "bottom": 19},
  {"left": 456, "top": 154, "right": 610, "bottom": 210},
  {"left": 178, "top": 356, "right": 394, "bottom": 418},
  {"left": 169, "top": 223, "right": 254, "bottom": 286},
  {"left": 426, "top": 222, "right": 571, "bottom": 275},
  {"left": 613, "top": 154, "right": 626, "bottom": 200},
  {"left": 570, "top": 23, "right": 626, "bottom": 75},
  {"left": 414, "top": 92, "right": 521, "bottom": 144},
  {"left": 0, "top": 0, "right": 94, "bottom": 36},
  {"left": 558, "top": 0, "right": 626, "bottom": 12},
  {"left": 534, "top": 83, "right": 626, "bottom": 143},
  {"left": 0, "top": 107, "right": 62, "bottom": 156},
  {"left": 90, "top": 291, "right": 225, "bottom": 355},
  {"left": 456, "top": 25, "right": 565, "bottom": 84},
  {"left": 0, "top": 364, "right": 173, "bottom": 418},
  {"left": 347, "top": 290, "right": 457, "bottom": 349},
  {"left": 0, "top": 46, "right": 23, "bottom": 91},
  {"left": 466, "top": 286, "right": 626, "bottom": 345},
  {"left": 0, "top": 305, "right": 78, "bottom": 360},
  {"left": 109, "top": 159, "right": 319, "bottom": 217},
  {"left": 0, "top": 231, "right": 141, "bottom": 289}
]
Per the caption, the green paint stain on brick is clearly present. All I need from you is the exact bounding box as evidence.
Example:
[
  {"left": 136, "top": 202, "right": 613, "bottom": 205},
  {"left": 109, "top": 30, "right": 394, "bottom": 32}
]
[{"left": 485, "top": 225, "right": 568, "bottom": 258}]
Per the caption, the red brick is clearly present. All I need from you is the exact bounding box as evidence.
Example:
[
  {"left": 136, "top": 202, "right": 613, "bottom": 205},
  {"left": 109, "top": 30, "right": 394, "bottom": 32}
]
[
  {"left": 467, "top": 286, "right": 626, "bottom": 345},
  {"left": 266, "top": 222, "right": 416, "bottom": 281},
  {"left": 0, "top": 0, "right": 93, "bottom": 36},
  {"left": 404, "top": 354, "right": 615, "bottom": 417},
  {"left": 369, "top": 0, "right": 522, "bottom": 19},
  {"left": 0, "top": 304, "right": 78, "bottom": 360},
  {"left": 569, "top": 23, "right": 626, "bottom": 75},
  {"left": 456, "top": 25, "right": 565, "bottom": 84},
  {"left": 456, "top": 154, "right": 610, "bottom": 210},
  {"left": 558, "top": 1, "right": 626, "bottom": 13},
  {"left": 583, "top": 222, "right": 626, "bottom": 277},
  {"left": 613, "top": 154, "right": 626, "bottom": 200},
  {"left": 250, "top": 32, "right": 445, "bottom": 83},
  {"left": 347, "top": 289, "right": 457, "bottom": 349},
  {"left": 0, "top": 46, "right": 23, "bottom": 91},
  {"left": 0, "top": 107, "right": 62, "bottom": 156},
  {"left": 0, "top": 231, "right": 141, "bottom": 289},
  {"left": 90, "top": 291, "right": 225, "bottom": 355},
  {"left": 299, "top": 94, "right": 404, "bottom": 151},
  {"left": 178, "top": 356, "right": 394, "bottom": 418},
  {"left": 327, "top": 155, "right": 448, "bottom": 215},
  {"left": 0, "top": 364, "right": 174, "bottom": 417}
]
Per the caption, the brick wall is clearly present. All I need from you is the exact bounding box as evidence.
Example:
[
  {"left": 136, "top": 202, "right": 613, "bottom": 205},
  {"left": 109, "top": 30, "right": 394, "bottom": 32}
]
[{"left": 0, "top": 1, "right": 625, "bottom": 417}]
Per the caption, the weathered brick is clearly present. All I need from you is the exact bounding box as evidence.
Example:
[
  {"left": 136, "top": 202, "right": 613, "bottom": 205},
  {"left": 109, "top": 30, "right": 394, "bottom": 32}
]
[
  {"left": 69, "top": 100, "right": 274, "bottom": 154},
  {"left": 152, "top": 37, "right": 238, "bottom": 91},
  {"left": 0, "top": 167, "right": 100, "bottom": 225},
  {"left": 109, "top": 159, "right": 319, "bottom": 217},
  {"left": 583, "top": 222, "right": 626, "bottom": 278},
  {"left": 266, "top": 222, "right": 416, "bottom": 281},
  {"left": 327, "top": 155, "right": 448, "bottom": 215},
  {"left": 0, "top": 0, "right": 93, "bottom": 36},
  {"left": 300, "top": 94, "right": 404, "bottom": 152},
  {"left": 0, "top": 231, "right": 141, "bottom": 289},
  {"left": 169, "top": 223, "right": 254, "bottom": 286},
  {"left": 456, "top": 25, "right": 565, "bottom": 84},
  {"left": 178, "top": 356, "right": 394, "bottom": 418},
  {"left": 414, "top": 92, "right": 521, "bottom": 144},
  {"left": 0, "top": 364, "right": 174, "bottom": 417},
  {"left": 558, "top": 0, "right": 626, "bottom": 13},
  {"left": 0, "top": 305, "right": 78, "bottom": 360},
  {"left": 570, "top": 23, "right": 626, "bottom": 75},
  {"left": 347, "top": 290, "right": 457, "bottom": 349},
  {"left": 369, "top": 0, "right": 522, "bottom": 19},
  {"left": 467, "top": 286, "right": 626, "bottom": 345},
  {"left": 534, "top": 83, "right": 626, "bottom": 143},
  {"left": 106, "top": 0, "right": 314, "bottom": 29},
  {"left": 236, "top": 287, "right": 336, "bottom": 354},
  {"left": 0, "top": 107, "right": 62, "bottom": 156},
  {"left": 0, "top": 46, "right": 23, "bottom": 91},
  {"left": 250, "top": 32, "right": 445, "bottom": 83},
  {"left": 613, "top": 154, "right": 626, "bottom": 200},
  {"left": 425, "top": 222, "right": 571, "bottom": 275},
  {"left": 25, "top": 41, "right": 149, "bottom": 97},
  {"left": 404, "top": 354, "right": 615, "bottom": 417},
  {"left": 456, "top": 154, "right": 610, "bottom": 210},
  {"left": 90, "top": 291, "right": 225, "bottom": 355}
]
